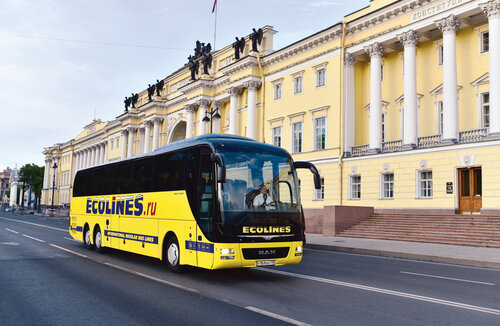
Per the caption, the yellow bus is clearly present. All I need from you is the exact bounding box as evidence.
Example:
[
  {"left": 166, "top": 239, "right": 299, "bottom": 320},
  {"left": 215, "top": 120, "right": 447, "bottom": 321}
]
[{"left": 69, "top": 134, "right": 320, "bottom": 272}]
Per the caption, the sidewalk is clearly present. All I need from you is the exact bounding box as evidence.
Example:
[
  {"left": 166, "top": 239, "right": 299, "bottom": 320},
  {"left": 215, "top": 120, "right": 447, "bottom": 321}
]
[{"left": 305, "top": 233, "right": 500, "bottom": 269}]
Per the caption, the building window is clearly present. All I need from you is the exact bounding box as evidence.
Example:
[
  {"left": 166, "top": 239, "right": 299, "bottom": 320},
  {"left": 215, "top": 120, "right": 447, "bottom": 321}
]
[
  {"left": 110, "top": 139, "right": 114, "bottom": 150},
  {"left": 437, "top": 100, "right": 443, "bottom": 134},
  {"left": 272, "top": 126, "right": 282, "bottom": 147},
  {"left": 381, "top": 173, "right": 394, "bottom": 199},
  {"left": 116, "top": 137, "right": 119, "bottom": 148},
  {"left": 314, "top": 117, "right": 326, "bottom": 150},
  {"left": 480, "top": 31, "right": 489, "bottom": 54},
  {"left": 316, "top": 68, "right": 326, "bottom": 87},
  {"left": 292, "top": 122, "right": 303, "bottom": 153},
  {"left": 293, "top": 76, "right": 303, "bottom": 94},
  {"left": 350, "top": 175, "right": 361, "bottom": 199},
  {"left": 381, "top": 113, "right": 386, "bottom": 143},
  {"left": 482, "top": 92, "right": 490, "bottom": 128},
  {"left": 437, "top": 43, "right": 443, "bottom": 66},
  {"left": 273, "top": 82, "right": 282, "bottom": 100},
  {"left": 380, "top": 63, "right": 384, "bottom": 82},
  {"left": 314, "top": 177, "right": 325, "bottom": 200},
  {"left": 418, "top": 170, "right": 433, "bottom": 198}
]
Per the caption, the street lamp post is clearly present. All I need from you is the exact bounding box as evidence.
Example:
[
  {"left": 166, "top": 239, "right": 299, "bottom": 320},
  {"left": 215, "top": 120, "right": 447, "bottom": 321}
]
[
  {"left": 51, "top": 162, "right": 58, "bottom": 210},
  {"left": 202, "top": 104, "right": 221, "bottom": 133}
]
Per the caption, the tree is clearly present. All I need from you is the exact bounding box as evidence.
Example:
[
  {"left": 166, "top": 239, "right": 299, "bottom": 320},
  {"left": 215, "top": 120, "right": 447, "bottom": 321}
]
[{"left": 19, "top": 164, "right": 44, "bottom": 209}]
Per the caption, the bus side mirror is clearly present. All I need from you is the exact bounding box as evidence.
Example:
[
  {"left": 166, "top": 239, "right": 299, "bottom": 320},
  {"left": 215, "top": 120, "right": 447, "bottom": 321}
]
[
  {"left": 211, "top": 153, "right": 226, "bottom": 183},
  {"left": 293, "top": 161, "right": 321, "bottom": 190}
]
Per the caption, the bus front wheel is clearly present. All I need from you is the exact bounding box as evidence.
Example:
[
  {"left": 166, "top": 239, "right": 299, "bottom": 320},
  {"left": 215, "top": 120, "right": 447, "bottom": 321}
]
[
  {"left": 165, "top": 236, "right": 184, "bottom": 273},
  {"left": 94, "top": 225, "right": 105, "bottom": 253}
]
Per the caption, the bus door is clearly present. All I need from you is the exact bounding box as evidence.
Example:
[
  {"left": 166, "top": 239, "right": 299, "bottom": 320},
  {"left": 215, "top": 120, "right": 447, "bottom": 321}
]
[{"left": 196, "top": 149, "right": 216, "bottom": 269}]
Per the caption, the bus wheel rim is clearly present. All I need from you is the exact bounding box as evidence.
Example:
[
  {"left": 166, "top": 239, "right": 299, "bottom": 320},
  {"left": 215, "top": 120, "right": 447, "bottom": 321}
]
[
  {"left": 168, "top": 243, "right": 178, "bottom": 266},
  {"left": 85, "top": 230, "right": 91, "bottom": 245},
  {"left": 95, "top": 231, "right": 101, "bottom": 248}
]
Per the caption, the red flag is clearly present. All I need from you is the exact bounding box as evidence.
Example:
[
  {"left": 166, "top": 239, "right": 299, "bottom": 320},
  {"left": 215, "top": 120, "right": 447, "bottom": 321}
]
[{"left": 212, "top": 0, "right": 217, "bottom": 13}]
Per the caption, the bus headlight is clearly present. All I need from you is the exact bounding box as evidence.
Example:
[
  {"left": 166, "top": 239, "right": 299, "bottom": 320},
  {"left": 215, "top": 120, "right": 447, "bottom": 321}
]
[
  {"left": 221, "top": 248, "right": 234, "bottom": 255},
  {"left": 221, "top": 256, "right": 235, "bottom": 260},
  {"left": 295, "top": 246, "right": 303, "bottom": 253}
]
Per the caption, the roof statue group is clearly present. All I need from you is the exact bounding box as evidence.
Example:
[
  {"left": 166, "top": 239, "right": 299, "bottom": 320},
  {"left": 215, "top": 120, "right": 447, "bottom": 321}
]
[{"left": 123, "top": 28, "right": 264, "bottom": 111}]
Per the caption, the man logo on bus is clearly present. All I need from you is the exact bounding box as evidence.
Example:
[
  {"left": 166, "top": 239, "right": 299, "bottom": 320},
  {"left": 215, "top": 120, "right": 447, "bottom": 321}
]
[{"left": 86, "top": 195, "right": 157, "bottom": 217}]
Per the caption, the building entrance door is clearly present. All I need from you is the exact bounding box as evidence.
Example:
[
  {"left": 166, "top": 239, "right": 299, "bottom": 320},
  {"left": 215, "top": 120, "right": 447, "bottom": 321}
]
[{"left": 458, "top": 167, "right": 482, "bottom": 213}]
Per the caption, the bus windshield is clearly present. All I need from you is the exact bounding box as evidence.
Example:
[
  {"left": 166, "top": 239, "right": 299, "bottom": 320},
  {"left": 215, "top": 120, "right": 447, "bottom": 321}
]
[{"left": 215, "top": 145, "right": 302, "bottom": 239}]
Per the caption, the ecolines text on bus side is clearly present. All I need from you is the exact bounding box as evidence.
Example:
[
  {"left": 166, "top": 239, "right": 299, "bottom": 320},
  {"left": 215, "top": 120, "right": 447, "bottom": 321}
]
[{"left": 85, "top": 195, "right": 158, "bottom": 217}]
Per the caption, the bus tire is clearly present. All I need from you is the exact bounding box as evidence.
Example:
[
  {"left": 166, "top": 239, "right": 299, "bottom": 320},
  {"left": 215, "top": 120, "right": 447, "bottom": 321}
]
[
  {"left": 84, "top": 225, "right": 94, "bottom": 250},
  {"left": 94, "top": 225, "right": 105, "bottom": 253},
  {"left": 165, "top": 235, "right": 184, "bottom": 273}
]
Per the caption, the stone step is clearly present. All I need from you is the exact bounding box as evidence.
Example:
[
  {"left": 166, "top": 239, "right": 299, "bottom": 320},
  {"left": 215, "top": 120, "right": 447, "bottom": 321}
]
[{"left": 341, "top": 228, "right": 500, "bottom": 239}]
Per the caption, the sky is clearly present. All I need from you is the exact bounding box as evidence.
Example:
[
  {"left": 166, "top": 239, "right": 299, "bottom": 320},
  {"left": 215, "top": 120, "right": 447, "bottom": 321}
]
[{"left": 0, "top": 0, "right": 367, "bottom": 171}]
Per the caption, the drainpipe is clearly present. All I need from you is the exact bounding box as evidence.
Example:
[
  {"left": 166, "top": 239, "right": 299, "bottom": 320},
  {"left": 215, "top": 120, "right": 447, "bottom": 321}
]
[
  {"left": 257, "top": 52, "right": 265, "bottom": 143},
  {"left": 339, "top": 22, "right": 347, "bottom": 206}
]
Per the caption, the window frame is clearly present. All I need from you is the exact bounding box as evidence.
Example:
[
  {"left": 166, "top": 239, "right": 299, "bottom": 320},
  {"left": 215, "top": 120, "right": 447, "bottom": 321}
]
[
  {"left": 417, "top": 170, "right": 433, "bottom": 199},
  {"left": 293, "top": 75, "right": 303, "bottom": 95},
  {"left": 380, "top": 172, "right": 394, "bottom": 200},
  {"left": 349, "top": 175, "right": 361, "bottom": 200},
  {"left": 313, "top": 177, "right": 325, "bottom": 201},
  {"left": 272, "top": 126, "right": 282, "bottom": 147},
  {"left": 292, "top": 122, "right": 303, "bottom": 153},
  {"left": 314, "top": 116, "right": 326, "bottom": 150},
  {"left": 480, "top": 30, "right": 489, "bottom": 54},
  {"left": 437, "top": 43, "right": 444, "bottom": 66},
  {"left": 481, "top": 91, "right": 490, "bottom": 129},
  {"left": 273, "top": 81, "right": 282, "bottom": 100},
  {"left": 316, "top": 68, "right": 326, "bottom": 88}
]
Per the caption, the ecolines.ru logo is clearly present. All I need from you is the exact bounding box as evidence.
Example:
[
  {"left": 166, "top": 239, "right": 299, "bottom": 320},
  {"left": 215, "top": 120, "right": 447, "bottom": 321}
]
[{"left": 86, "top": 195, "right": 157, "bottom": 216}]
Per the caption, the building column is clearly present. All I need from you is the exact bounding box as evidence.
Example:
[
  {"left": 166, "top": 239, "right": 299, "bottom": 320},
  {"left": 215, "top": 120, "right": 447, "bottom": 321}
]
[
  {"left": 95, "top": 145, "right": 100, "bottom": 166},
  {"left": 83, "top": 149, "right": 88, "bottom": 168},
  {"left": 43, "top": 159, "right": 51, "bottom": 189},
  {"left": 197, "top": 99, "right": 209, "bottom": 136},
  {"left": 152, "top": 118, "right": 163, "bottom": 151},
  {"left": 138, "top": 127, "right": 145, "bottom": 154},
  {"left": 436, "top": 15, "right": 460, "bottom": 142},
  {"left": 344, "top": 53, "right": 357, "bottom": 154},
  {"left": 244, "top": 81, "right": 261, "bottom": 140},
  {"left": 10, "top": 180, "right": 18, "bottom": 206},
  {"left": 144, "top": 121, "right": 152, "bottom": 153},
  {"left": 398, "top": 30, "right": 419, "bottom": 146},
  {"left": 185, "top": 105, "right": 195, "bottom": 138},
  {"left": 227, "top": 87, "right": 240, "bottom": 135},
  {"left": 121, "top": 130, "right": 128, "bottom": 159},
  {"left": 99, "top": 143, "right": 105, "bottom": 164},
  {"left": 365, "top": 42, "right": 384, "bottom": 150},
  {"left": 103, "top": 142, "right": 108, "bottom": 163},
  {"left": 127, "top": 127, "right": 136, "bottom": 158},
  {"left": 481, "top": 1, "right": 500, "bottom": 135}
]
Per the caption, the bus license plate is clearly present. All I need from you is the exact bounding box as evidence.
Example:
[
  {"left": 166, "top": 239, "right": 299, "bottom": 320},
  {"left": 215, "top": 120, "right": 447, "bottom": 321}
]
[{"left": 257, "top": 260, "right": 275, "bottom": 267}]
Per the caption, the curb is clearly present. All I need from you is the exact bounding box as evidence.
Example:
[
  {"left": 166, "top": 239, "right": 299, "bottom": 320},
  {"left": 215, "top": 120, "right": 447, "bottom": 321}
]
[{"left": 305, "top": 243, "right": 500, "bottom": 270}]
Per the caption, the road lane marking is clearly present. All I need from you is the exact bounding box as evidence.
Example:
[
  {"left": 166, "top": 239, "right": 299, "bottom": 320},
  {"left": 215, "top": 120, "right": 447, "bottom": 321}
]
[
  {"left": 0, "top": 242, "right": 19, "bottom": 246},
  {"left": 401, "top": 271, "right": 495, "bottom": 286},
  {"left": 50, "top": 244, "right": 88, "bottom": 258},
  {"left": 64, "top": 237, "right": 81, "bottom": 242},
  {"left": 256, "top": 268, "right": 500, "bottom": 316},
  {"left": 22, "top": 234, "right": 45, "bottom": 243},
  {"left": 245, "top": 306, "right": 312, "bottom": 326},
  {"left": 104, "top": 262, "right": 199, "bottom": 294},
  {"left": 4, "top": 228, "right": 19, "bottom": 234},
  {"left": 0, "top": 217, "right": 67, "bottom": 232}
]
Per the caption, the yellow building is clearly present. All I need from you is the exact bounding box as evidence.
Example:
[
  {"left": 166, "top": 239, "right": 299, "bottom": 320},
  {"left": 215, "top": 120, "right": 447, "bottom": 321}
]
[{"left": 43, "top": 0, "right": 500, "bottom": 227}]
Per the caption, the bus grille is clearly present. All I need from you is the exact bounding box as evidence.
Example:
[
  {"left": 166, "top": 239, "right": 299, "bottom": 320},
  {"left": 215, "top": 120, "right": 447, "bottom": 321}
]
[{"left": 242, "top": 247, "right": 289, "bottom": 260}]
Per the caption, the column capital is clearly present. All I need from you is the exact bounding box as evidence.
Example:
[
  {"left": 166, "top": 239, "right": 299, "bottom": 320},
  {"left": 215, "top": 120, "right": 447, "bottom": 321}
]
[
  {"left": 364, "top": 42, "right": 384, "bottom": 58},
  {"left": 152, "top": 117, "right": 163, "bottom": 125},
  {"left": 398, "top": 30, "right": 419, "bottom": 47},
  {"left": 196, "top": 99, "right": 210, "bottom": 107},
  {"left": 344, "top": 53, "right": 357, "bottom": 67},
  {"left": 126, "top": 126, "right": 137, "bottom": 133},
  {"left": 480, "top": 0, "right": 500, "bottom": 19},
  {"left": 436, "top": 14, "right": 460, "bottom": 34},
  {"left": 213, "top": 101, "right": 223, "bottom": 109},
  {"left": 243, "top": 81, "right": 261, "bottom": 91},
  {"left": 184, "top": 104, "right": 196, "bottom": 113},
  {"left": 121, "top": 129, "right": 128, "bottom": 136},
  {"left": 227, "top": 87, "right": 241, "bottom": 96}
]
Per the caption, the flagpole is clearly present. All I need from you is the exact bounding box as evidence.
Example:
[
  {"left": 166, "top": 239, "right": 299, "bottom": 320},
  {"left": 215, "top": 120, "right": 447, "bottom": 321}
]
[{"left": 213, "top": 1, "right": 218, "bottom": 51}]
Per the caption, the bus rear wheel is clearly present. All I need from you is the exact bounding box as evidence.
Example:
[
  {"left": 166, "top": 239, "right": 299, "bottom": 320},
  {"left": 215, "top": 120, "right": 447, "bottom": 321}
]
[
  {"left": 165, "top": 236, "right": 184, "bottom": 273},
  {"left": 84, "top": 226, "right": 94, "bottom": 250},
  {"left": 94, "top": 226, "right": 105, "bottom": 253}
]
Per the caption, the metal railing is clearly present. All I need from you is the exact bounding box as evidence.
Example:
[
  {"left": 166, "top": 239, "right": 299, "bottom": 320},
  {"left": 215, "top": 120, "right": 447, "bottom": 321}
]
[
  {"left": 458, "top": 128, "right": 488, "bottom": 143},
  {"left": 382, "top": 139, "right": 402, "bottom": 152},
  {"left": 351, "top": 144, "right": 370, "bottom": 156},
  {"left": 417, "top": 134, "right": 442, "bottom": 148}
]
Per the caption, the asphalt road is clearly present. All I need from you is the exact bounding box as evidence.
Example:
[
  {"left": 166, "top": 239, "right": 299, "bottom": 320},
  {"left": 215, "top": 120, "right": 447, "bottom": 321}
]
[{"left": 1, "top": 212, "right": 499, "bottom": 326}]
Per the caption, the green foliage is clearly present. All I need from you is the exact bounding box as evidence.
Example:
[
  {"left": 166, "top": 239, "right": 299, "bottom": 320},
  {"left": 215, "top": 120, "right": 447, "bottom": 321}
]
[{"left": 19, "top": 163, "right": 44, "bottom": 205}]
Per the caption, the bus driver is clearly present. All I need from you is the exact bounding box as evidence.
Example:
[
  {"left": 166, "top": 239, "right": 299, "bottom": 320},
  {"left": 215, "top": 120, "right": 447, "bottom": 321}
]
[{"left": 253, "top": 184, "right": 274, "bottom": 209}]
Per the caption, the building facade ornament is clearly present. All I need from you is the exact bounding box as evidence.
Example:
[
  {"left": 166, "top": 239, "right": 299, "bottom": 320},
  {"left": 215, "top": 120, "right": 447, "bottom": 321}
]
[
  {"left": 184, "top": 104, "right": 196, "bottom": 113},
  {"left": 398, "top": 30, "right": 419, "bottom": 47},
  {"left": 196, "top": 99, "right": 210, "bottom": 107},
  {"left": 364, "top": 42, "right": 385, "bottom": 58},
  {"left": 227, "top": 87, "right": 241, "bottom": 96},
  {"left": 344, "top": 52, "right": 357, "bottom": 67},
  {"left": 243, "top": 80, "right": 261, "bottom": 90},
  {"left": 436, "top": 14, "right": 460, "bottom": 34},
  {"left": 480, "top": 0, "right": 500, "bottom": 19}
]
